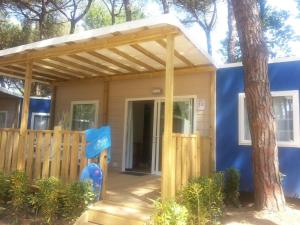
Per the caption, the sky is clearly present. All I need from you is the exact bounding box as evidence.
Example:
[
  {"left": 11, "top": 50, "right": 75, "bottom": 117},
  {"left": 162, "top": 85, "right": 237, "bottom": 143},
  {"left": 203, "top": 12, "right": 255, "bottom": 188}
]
[{"left": 143, "top": 0, "right": 300, "bottom": 64}]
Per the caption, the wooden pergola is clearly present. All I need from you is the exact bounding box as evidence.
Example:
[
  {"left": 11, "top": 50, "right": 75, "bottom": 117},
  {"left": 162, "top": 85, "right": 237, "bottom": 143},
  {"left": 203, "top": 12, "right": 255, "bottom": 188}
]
[{"left": 0, "top": 15, "right": 216, "bottom": 199}]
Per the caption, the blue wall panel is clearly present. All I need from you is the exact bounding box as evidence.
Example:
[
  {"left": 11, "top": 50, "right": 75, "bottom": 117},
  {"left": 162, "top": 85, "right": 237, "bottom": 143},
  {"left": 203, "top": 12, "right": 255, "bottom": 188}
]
[
  {"left": 19, "top": 98, "right": 51, "bottom": 128},
  {"left": 216, "top": 60, "right": 300, "bottom": 197}
]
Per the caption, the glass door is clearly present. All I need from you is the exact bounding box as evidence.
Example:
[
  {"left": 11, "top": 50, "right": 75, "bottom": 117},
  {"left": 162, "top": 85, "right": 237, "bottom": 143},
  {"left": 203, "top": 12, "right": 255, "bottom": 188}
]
[{"left": 152, "top": 98, "right": 195, "bottom": 175}]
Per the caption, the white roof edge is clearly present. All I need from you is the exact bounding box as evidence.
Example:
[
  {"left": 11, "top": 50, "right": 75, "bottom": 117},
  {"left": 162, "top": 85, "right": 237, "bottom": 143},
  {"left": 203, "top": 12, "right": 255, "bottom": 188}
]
[
  {"left": 0, "top": 87, "right": 22, "bottom": 98},
  {"left": 0, "top": 87, "right": 51, "bottom": 99},
  {"left": 30, "top": 96, "right": 51, "bottom": 100},
  {"left": 0, "top": 14, "right": 215, "bottom": 67},
  {"left": 218, "top": 56, "right": 300, "bottom": 69}
]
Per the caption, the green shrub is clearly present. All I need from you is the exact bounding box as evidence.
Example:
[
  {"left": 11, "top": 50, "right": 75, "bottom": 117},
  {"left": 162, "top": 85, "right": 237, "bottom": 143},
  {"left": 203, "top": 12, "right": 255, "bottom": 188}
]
[
  {"left": 224, "top": 167, "right": 240, "bottom": 207},
  {"left": 29, "top": 177, "right": 62, "bottom": 225},
  {"left": 0, "top": 172, "right": 10, "bottom": 205},
  {"left": 9, "top": 171, "right": 30, "bottom": 217},
  {"left": 177, "top": 173, "right": 224, "bottom": 225},
  {"left": 60, "top": 181, "right": 95, "bottom": 220},
  {"left": 149, "top": 199, "right": 189, "bottom": 225}
]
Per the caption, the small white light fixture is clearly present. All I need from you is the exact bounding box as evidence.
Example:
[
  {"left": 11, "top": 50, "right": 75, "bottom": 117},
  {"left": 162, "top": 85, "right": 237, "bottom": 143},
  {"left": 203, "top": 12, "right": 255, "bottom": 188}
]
[{"left": 152, "top": 88, "right": 162, "bottom": 95}]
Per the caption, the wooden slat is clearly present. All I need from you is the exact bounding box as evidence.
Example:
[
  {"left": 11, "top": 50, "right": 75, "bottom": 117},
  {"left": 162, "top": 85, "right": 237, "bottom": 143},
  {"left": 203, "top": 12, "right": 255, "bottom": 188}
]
[
  {"left": 0, "top": 131, "right": 7, "bottom": 171},
  {"left": 109, "top": 48, "right": 156, "bottom": 71},
  {"left": 130, "top": 44, "right": 165, "bottom": 66},
  {"left": 11, "top": 131, "right": 20, "bottom": 171},
  {"left": 42, "top": 132, "right": 51, "bottom": 178},
  {"left": 26, "top": 131, "right": 35, "bottom": 180},
  {"left": 61, "top": 131, "right": 71, "bottom": 182},
  {"left": 197, "top": 135, "right": 202, "bottom": 176},
  {"left": 5, "top": 131, "right": 13, "bottom": 173},
  {"left": 68, "top": 54, "right": 119, "bottom": 74},
  {"left": 34, "top": 132, "right": 43, "bottom": 179},
  {"left": 50, "top": 126, "right": 62, "bottom": 177},
  {"left": 87, "top": 51, "right": 139, "bottom": 73},
  {"left": 69, "top": 132, "right": 79, "bottom": 181},
  {"left": 181, "top": 136, "right": 187, "bottom": 187},
  {"left": 156, "top": 39, "right": 194, "bottom": 67},
  {"left": 175, "top": 135, "right": 182, "bottom": 192},
  {"left": 79, "top": 134, "right": 87, "bottom": 174}
]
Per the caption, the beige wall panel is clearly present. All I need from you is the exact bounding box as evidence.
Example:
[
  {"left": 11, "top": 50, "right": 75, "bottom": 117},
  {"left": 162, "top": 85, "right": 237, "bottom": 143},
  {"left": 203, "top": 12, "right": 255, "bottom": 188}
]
[
  {"left": 55, "top": 73, "right": 212, "bottom": 171},
  {"left": 0, "top": 97, "right": 20, "bottom": 128},
  {"left": 55, "top": 80, "right": 105, "bottom": 127}
]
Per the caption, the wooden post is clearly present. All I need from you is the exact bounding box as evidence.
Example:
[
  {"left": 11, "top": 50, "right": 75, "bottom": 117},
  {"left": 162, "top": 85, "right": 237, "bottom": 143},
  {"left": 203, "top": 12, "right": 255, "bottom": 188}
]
[
  {"left": 161, "top": 34, "right": 175, "bottom": 199},
  {"left": 17, "top": 61, "right": 32, "bottom": 170},
  {"left": 102, "top": 81, "right": 110, "bottom": 125}
]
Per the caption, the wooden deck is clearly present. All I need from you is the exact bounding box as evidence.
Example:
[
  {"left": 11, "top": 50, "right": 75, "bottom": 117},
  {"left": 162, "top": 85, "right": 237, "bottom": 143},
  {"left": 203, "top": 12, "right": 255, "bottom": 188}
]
[
  {"left": 105, "top": 171, "right": 160, "bottom": 208},
  {"left": 77, "top": 171, "right": 160, "bottom": 225}
]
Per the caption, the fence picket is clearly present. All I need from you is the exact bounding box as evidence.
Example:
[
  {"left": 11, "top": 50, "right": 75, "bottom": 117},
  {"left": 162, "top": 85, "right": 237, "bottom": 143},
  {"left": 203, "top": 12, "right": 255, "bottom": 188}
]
[
  {"left": 34, "top": 132, "right": 43, "bottom": 179},
  {"left": 11, "top": 131, "right": 20, "bottom": 171},
  {"left": 61, "top": 131, "right": 71, "bottom": 182},
  {"left": 0, "top": 131, "right": 7, "bottom": 171},
  {"left": 26, "top": 131, "right": 35, "bottom": 179},
  {"left": 5, "top": 131, "right": 13, "bottom": 173},
  {"left": 42, "top": 133, "right": 51, "bottom": 178},
  {"left": 70, "top": 132, "right": 79, "bottom": 181}
]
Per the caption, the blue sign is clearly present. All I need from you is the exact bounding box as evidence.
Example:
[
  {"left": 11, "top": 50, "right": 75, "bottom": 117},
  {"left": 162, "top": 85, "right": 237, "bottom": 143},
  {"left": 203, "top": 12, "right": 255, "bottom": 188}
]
[{"left": 85, "top": 126, "right": 111, "bottom": 160}]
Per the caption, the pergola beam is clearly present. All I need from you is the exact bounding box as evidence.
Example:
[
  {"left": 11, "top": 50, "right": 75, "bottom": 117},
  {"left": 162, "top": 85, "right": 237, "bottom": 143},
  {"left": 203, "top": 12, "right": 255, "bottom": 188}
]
[
  {"left": 0, "top": 27, "right": 179, "bottom": 66},
  {"left": 68, "top": 54, "right": 118, "bottom": 74},
  {"left": 0, "top": 66, "right": 52, "bottom": 84},
  {"left": 156, "top": 39, "right": 194, "bottom": 67},
  {"left": 36, "top": 60, "right": 87, "bottom": 78},
  {"left": 130, "top": 44, "right": 165, "bottom": 66},
  {"left": 109, "top": 48, "right": 156, "bottom": 71},
  {"left": 86, "top": 51, "right": 139, "bottom": 73},
  {"left": 50, "top": 57, "right": 108, "bottom": 76},
  {"left": 53, "top": 65, "right": 215, "bottom": 85}
]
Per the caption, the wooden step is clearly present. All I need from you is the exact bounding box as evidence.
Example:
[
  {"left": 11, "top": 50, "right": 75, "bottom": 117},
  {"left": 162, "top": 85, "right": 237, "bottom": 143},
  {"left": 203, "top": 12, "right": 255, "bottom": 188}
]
[{"left": 87, "top": 200, "right": 152, "bottom": 225}]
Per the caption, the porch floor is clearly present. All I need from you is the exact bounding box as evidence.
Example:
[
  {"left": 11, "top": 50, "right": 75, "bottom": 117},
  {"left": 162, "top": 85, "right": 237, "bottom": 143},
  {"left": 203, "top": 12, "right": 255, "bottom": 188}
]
[{"left": 105, "top": 171, "right": 161, "bottom": 209}]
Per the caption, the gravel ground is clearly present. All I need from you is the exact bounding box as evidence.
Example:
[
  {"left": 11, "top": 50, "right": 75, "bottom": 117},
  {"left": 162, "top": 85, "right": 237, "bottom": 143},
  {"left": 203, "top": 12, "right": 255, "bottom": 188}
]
[{"left": 222, "top": 202, "right": 300, "bottom": 225}]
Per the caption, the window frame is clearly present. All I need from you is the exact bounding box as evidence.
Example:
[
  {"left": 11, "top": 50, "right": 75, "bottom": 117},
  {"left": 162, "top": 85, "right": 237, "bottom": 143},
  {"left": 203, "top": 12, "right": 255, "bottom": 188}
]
[
  {"left": 0, "top": 111, "right": 7, "bottom": 128},
  {"left": 70, "top": 100, "right": 99, "bottom": 131},
  {"left": 30, "top": 112, "right": 50, "bottom": 130},
  {"left": 238, "top": 90, "right": 300, "bottom": 147}
]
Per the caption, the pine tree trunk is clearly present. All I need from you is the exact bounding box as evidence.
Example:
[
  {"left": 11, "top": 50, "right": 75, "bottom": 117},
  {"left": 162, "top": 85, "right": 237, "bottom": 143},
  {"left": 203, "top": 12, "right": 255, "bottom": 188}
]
[
  {"left": 231, "top": 0, "right": 285, "bottom": 211},
  {"left": 205, "top": 30, "right": 212, "bottom": 56},
  {"left": 123, "top": 0, "right": 132, "bottom": 21},
  {"left": 161, "top": 0, "right": 170, "bottom": 14},
  {"left": 227, "top": 0, "right": 237, "bottom": 63}
]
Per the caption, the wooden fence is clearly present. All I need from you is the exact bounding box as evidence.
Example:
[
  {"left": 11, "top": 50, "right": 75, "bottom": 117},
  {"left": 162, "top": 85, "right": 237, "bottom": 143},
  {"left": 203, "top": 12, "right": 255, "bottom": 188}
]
[
  {"left": 173, "top": 133, "right": 212, "bottom": 192},
  {"left": 0, "top": 127, "right": 89, "bottom": 182}
]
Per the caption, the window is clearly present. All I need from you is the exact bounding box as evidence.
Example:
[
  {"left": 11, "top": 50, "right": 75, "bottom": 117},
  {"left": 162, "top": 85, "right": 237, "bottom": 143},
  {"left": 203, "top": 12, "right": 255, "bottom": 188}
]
[
  {"left": 0, "top": 111, "right": 7, "bottom": 128},
  {"left": 71, "top": 101, "right": 98, "bottom": 131},
  {"left": 31, "top": 113, "right": 50, "bottom": 130},
  {"left": 239, "top": 91, "right": 300, "bottom": 147}
]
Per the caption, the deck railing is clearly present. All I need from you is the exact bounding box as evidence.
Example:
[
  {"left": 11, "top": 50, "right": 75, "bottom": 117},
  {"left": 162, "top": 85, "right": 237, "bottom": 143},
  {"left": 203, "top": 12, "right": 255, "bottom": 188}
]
[
  {"left": 172, "top": 133, "right": 212, "bottom": 192},
  {"left": 0, "top": 128, "right": 209, "bottom": 197},
  {"left": 0, "top": 127, "right": 108, "bottom": 191}
]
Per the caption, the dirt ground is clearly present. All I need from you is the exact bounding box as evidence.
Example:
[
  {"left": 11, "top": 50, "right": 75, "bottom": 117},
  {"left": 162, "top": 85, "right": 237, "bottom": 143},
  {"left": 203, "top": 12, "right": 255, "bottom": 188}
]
[{"left": 222, "top": 195, "right": 300, "bottom": 225}]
